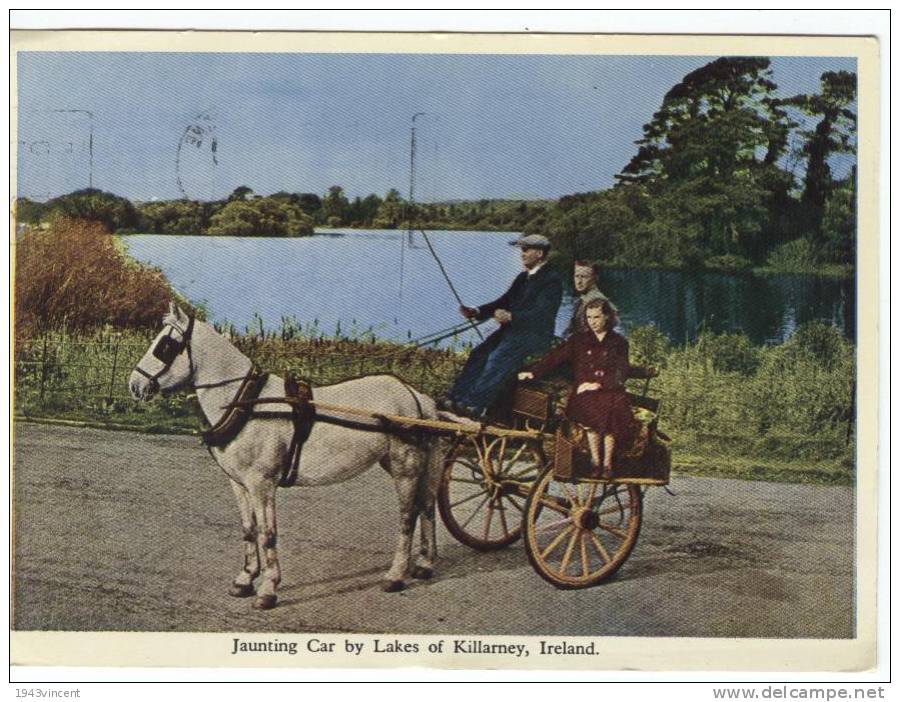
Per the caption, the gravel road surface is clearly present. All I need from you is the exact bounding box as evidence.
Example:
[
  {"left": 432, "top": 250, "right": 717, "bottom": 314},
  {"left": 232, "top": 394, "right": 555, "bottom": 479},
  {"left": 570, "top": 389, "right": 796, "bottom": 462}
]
[{"left": 13, "top": 423, "right": 854, "bottom": 638}]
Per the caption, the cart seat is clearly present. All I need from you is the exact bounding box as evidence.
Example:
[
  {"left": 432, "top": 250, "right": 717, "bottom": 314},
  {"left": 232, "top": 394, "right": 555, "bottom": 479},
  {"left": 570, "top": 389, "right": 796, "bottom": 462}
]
[{"left": 552, "top": 405, "right": 670, "bottom": 485}]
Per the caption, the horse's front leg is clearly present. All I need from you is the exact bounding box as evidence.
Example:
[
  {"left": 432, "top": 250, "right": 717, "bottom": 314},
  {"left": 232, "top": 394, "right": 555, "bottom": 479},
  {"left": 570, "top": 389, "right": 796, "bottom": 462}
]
[
  {"left": 228, "top": 479, "right": 259, "bottom": 598},
  {"left": 247, "top": 478, "right": 281, "bottom": 610}
]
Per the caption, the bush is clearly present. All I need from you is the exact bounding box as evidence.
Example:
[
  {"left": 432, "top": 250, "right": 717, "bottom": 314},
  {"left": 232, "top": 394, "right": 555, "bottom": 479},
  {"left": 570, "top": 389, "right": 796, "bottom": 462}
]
[
  {"left": 137, "top": 199, "right": 206, "bottom": 235},
  {"left": 693, "top": 330, "right": 761, "bottom": 375},
  {"left": 45, "top": 188, "right": 139, "bottom": 232},
  {"left": 782, "top": 320, "right": 850, "bottom": 370},
  {"left": 743, "top": 321, "right": 854, "bottom": 442},
  {"left": 207, "top": 197, "right": 314, "bottom": 237},
  {"left": 15, "top": 218, "right": 173, "bottom": 343},
  {"left": 704, "top": 254, "right": 753, "bottom": 271},
  {"left": 766, "top": 238, "right": 820, "bottom": 272},
  {"left": 628, "top": 324, "right": 670, "bottom": 368}
]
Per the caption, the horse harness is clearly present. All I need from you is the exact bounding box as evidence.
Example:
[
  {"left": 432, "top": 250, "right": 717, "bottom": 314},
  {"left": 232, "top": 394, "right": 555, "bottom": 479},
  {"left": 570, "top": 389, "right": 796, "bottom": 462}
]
[
  {"left": 194, "top": 369, "right": 317, "bottom": 489},
  {"left": 139, "top": 315, "right": 431, "bottom": 488},
  {"left": 136, "top": 315, "right": 318, "bottom": 488}
]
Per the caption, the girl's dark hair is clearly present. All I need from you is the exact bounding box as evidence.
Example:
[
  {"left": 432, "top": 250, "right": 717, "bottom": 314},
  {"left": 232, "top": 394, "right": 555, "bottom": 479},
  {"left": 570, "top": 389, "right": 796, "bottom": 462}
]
[{"left": 583, "top": 296, "right": 619, "bottom": 329}]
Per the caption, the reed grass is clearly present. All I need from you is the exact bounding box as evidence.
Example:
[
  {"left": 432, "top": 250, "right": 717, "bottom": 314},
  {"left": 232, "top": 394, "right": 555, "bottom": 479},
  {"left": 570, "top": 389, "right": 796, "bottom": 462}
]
[
  {"left": 14, "top": 320, "right": 855, "bottom": 485},
  {"left": 15, "top": 218, "right": 177, "bottom": 345}
]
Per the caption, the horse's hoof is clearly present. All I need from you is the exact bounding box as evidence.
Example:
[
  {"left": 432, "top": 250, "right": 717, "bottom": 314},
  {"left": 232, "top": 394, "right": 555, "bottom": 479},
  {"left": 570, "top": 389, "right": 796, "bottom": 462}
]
[
  {"left": 229, "top": 583, "right": 255, "bottom": 598},
  {"left": 410, "top": 566, "right": 433, "bottom": 580},
  {"left": 253, "top": 594, "right": 277, "bottom": 610},
  {"left": 382, "top": 579, "right": 406, "bottom": 592}
]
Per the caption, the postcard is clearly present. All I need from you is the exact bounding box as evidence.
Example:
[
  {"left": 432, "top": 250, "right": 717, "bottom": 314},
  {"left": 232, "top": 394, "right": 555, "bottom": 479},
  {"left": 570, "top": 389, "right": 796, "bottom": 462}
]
[{"left": 10, "top": 29, "right": 881, "bottom": 673}]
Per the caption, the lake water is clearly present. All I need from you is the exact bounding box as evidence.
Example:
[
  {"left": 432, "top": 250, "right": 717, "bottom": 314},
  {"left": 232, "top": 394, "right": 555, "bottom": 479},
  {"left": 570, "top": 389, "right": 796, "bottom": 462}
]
[{"left": 123, "top": 229, "right": 854, "bottom": 347}]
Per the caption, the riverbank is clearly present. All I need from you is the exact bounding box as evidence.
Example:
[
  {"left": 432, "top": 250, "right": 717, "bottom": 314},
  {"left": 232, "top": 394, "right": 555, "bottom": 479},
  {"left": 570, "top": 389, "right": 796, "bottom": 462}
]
[
  {"left": 588, "top": 258, "right": 854, "bottom": 280},
  {"left": 14, "top": 323, "right": 855, "bottom": 486}
]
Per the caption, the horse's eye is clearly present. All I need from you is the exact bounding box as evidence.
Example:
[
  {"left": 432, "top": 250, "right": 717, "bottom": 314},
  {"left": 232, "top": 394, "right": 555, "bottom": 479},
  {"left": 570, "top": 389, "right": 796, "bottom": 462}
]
[{"left": 152, "top": 336, "right": 181, "bottom": 364}]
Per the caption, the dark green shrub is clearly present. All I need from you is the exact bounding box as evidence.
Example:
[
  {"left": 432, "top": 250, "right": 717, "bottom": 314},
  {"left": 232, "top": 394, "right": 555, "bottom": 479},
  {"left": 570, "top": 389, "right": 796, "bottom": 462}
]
[
  {"left": 766, "top": 238, "right": 820, "bottom": 272},
  {"left": 694, "top": 330, "right": 761, "bottom": 375},
  {"left": 628, "top": 324, "right": 670, "bottom": 368},
  {"left": 704, "top": 254, "right": 753, "bottom": 271},
  {"left": 782, "top": 320, "right": 850, "bottom": 370}
]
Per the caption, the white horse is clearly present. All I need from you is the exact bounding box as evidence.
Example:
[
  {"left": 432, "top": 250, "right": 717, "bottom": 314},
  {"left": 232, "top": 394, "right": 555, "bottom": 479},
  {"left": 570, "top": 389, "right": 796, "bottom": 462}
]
[{"left": 129, "top": 304, "right": 443, "bottom": 609}]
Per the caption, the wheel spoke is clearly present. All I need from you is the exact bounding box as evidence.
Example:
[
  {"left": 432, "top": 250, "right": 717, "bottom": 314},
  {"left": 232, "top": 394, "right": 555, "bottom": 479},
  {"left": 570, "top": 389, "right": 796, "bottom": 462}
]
[
  {"left": 496, "top": 437, "right": 508, "bottom": 472},
  {"left": 535, "top": 515, "right": 572, "bottom": 533},
  {"left": 560, "top": 482, "right": 578, "bottom": 506},
  {"left": 460, "top": 494, "right": 490, "bottom": 530},
  {"left": 598, "top": 522, "right": 628, "bottom": 539},
  {"left": 508, "top": 462, "right": 539, "bottom": 479},
  {"left": 585, "top": 482, "right": 598, "bottom": 508},
  {"left": 448, "top": 477, "right": 484, "bottom": 486},
  {"left": 503, "top": 493, "right": 525, "bottom": 513},
  {"left": 540, "top": 524, "right": 574, "bottom": 559},
  {"left": 580, "top": 532, "right": 590, "bottom": 577},
  {"left": 559, "top": 528, "right": 579, "bottom": 575},
  {"left": 595, "top": 501, "right": 634, "bottom": 517},
  {"left": 450, "top": 490, "right": 488, "bottom": 509},
  {"left": 537, "top": 495, "right": 570, "bottom": 515},
  {"left": 498, "top": 499, "right": 510, "bottom": 538},
  {"left": 505, "top": 442, "right": 528, "bottom": 468},
  {"left": 589, "top": 531, "right": 611, "bottom": 563},
  {"left": 483, "top": 499, "right": 495, "bottom": 540}
]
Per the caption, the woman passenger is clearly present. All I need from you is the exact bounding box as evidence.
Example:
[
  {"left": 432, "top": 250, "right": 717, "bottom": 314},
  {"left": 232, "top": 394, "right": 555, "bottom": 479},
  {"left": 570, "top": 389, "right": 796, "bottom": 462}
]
[{"left": 518, "top": 298, "right": 633, "bottom": 479}]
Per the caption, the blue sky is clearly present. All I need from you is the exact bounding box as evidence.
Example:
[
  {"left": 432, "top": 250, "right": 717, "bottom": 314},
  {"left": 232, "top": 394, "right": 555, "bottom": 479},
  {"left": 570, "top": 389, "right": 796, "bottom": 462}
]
[{"left": 16, "top": 53, "right": 856, "bottom": 202}]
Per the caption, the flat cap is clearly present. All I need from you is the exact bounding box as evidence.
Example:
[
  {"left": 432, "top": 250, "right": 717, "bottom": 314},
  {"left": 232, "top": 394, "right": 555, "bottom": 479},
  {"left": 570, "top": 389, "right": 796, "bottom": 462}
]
[{"left": 509, "top": 233, "right": 551, "bottom": 249}]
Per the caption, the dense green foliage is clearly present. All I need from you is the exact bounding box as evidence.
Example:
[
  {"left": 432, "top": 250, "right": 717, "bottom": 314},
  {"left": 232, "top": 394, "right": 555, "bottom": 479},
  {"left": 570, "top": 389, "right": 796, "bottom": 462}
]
[
  {"left": 16, "top": 188, "right": 139, "bottom": 231},
  {"left": 15, "top": 185, "right": 548, "bottom": 236},
  {"left": 205, "top": 193, "right": 314, "bottom": 237},
  {"left": 529, "top": 61, "right": 857, "bottom": 274}
]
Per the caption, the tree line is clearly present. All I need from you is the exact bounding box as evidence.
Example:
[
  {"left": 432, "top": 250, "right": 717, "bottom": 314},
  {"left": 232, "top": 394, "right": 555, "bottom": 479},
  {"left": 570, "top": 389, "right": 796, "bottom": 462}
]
[
  {"left": 15, "top": 58, "right": 856, "bottom": 274},
  {"left": 525, "top": 59, "right": 857, "bottom": 273},
  {"left": 15, "top": 185, "right": 550, "bottom": 239}
]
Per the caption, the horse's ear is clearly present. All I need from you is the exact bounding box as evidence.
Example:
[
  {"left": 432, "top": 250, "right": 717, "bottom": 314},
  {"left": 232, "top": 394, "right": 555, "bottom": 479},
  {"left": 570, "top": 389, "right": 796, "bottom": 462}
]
[{"left": 167, "top": 301, "right": 177, "bottom": 317}]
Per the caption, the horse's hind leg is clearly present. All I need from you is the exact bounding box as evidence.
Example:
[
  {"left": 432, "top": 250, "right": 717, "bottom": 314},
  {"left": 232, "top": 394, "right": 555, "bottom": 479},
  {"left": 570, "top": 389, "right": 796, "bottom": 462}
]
[
  {"left": 383, "top": 458, "right": 420, "bottom": 592},
  {"left": 411, "top": 500, "right": 436, "bottom": 581},
  {"left": 228, "top": 479, "right": 259, "bottom": 598},
  {"left": 411, "top": 443, "right": 441, "bottom": 580},
  {"left": 247, "top": 479, "right": 281, "bottom": 610}
]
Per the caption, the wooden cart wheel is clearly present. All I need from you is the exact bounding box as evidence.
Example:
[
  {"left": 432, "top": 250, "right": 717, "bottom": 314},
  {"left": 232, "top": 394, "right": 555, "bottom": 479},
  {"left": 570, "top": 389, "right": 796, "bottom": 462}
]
[
  {"left": 523, "top": 468, "right": 642, "bottom": 588},
  {"left": 438, "top": 425, "right": 548, "bottom": 551}
]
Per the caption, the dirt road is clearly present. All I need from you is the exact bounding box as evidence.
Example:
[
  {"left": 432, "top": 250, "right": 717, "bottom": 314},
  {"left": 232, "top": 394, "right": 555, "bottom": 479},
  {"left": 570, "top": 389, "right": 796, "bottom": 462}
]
[{"left": 12, "top": 423, "right": 853, "bottom": 638}]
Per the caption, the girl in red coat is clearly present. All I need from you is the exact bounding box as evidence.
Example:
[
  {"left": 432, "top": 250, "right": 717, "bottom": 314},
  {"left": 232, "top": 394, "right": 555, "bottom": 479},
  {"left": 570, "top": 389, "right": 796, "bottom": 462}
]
[{"left": 518, "top": 298, "right": 633, "bottom": 479}]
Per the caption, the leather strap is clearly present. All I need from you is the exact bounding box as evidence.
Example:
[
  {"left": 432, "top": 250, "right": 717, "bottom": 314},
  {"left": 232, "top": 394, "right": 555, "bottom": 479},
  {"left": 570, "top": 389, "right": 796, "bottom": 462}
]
[
  {"left": 198, "top": 368, "right": 269, "bottom": 447},
  {"left": 280, "top": 374, "right": 316, "bottom": 488}
]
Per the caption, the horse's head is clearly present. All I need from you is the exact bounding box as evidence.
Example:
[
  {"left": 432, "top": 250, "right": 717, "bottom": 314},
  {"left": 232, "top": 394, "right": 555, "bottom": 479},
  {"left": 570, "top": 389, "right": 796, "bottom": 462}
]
[{"left": 129, "top": 303, "right": 196, "bottom": 401}]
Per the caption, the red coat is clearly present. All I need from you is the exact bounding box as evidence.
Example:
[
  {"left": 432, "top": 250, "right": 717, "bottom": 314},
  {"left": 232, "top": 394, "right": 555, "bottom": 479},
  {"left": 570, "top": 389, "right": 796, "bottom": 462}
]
[{"left": 525, "top": 330, "right": 634, "bottom": 443}]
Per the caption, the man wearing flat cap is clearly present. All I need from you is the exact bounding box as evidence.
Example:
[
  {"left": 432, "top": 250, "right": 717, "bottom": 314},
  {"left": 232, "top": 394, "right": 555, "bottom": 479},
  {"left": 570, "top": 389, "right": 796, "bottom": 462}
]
[{"left": 442, "top": 234, "right": 563, "bottom": 417}]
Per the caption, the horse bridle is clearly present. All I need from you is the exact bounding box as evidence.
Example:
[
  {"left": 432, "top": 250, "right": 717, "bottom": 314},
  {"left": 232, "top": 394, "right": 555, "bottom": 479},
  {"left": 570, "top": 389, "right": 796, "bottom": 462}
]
[{"left": 134, "top": 315, "right": 196, "bottom": 395}]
